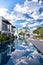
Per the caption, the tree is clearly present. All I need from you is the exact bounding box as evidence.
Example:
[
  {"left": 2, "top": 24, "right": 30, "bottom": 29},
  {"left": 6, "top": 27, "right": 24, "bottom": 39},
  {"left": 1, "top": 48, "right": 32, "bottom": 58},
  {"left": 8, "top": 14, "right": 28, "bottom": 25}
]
[
  {"left": 19, "top": 31, "right": 25, "bottom": 36},
  {"left": 33, "top": 27, "right": 43, "bottom": 37},
  {"left": 33, "top": 29, "right": 39, "bottom": 35},
  {"left": 39, "top": 27, "right": 43, "bottom": 37}
]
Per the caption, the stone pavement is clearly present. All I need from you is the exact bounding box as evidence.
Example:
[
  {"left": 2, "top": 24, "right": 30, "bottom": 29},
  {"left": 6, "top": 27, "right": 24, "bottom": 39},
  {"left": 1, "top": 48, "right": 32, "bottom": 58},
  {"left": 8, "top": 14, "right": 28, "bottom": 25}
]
[{"left": 28, "top": 38, "right": 43, "bottom": 55}]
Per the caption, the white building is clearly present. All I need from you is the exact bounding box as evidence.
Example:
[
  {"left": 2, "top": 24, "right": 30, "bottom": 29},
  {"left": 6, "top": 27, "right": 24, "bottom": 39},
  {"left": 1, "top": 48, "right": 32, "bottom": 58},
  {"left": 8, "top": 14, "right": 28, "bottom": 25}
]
[{"left": 0, "top": 16, "right": 15, "bottom": 36}]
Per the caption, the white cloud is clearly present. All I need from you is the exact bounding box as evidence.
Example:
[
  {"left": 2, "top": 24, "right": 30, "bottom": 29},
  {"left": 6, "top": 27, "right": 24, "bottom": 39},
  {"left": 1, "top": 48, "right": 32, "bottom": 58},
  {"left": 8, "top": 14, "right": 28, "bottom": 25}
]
[
  {"left": 28, "top": 20, "right": 43, "bottom": 30},
  {"left": 37, "top": 12, "right": 43, "bottom": 19},
  {"left": 14, "top": 0, "right": 40, "bottom": 14},
  {"left": 0, "top": 0, "right": 41, "bottom": 23},
  {"left": 32, "top": 0, "right": 38, "bottom": 2},
  {"left": 14, "top": 3, "right": 29, "bottom": 14},
  {"left": 40, "top": 12, "right": 43, "bottom": 17},
  {"left": 0, "top": 8, "right": 27, "bottom": 24},
  {"left": 13, "top": 0, "right": 41, "bottom": 21},
  {"left": 0, "top": 8, "right": 13, "bottom": 23},
  {"left": 28, "top": 22, "right": 39, "bottom": 27},
  {"left": 7, "top": 12, "right": 26, "bottom": 21},
  {"left": 0, "top": 0, "right": 43, "bottom": 31},
  {"left": 31, "top": 11, "right": 40, "bottom": 20},
  {"left": 40, "top": 21, "right": 43, "bottom": 25},
  {"left": 26, "top": 18, "right": 31, "bottom": 21},
  {"left": 32, "top": 27, "right": 37, "bottom": 31},
  {"left": 39, "top": 0, "right": 42, "bottom": 4},
  {"left": 20, "top": 22, "right": 28, "bottom": 27},
  {"left": 0, "top": 8, "right": 8, "bottom": 17}
]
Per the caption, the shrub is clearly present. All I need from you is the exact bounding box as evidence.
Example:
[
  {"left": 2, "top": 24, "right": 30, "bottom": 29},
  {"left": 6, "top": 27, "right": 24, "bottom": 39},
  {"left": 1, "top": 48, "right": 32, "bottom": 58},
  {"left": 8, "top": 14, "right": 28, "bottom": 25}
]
[{"left": 0, "top": 33, "right": 6, "bottom": 42}]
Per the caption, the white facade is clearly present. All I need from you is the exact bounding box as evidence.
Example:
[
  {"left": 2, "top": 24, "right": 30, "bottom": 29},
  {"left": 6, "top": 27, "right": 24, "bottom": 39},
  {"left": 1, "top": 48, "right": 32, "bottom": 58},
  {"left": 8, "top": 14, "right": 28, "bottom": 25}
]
[
  {"left": 0, "top": 17, "right": 2, "bottom": 31},
  {"left": 0, "top": 16, "right": 15, "bottom": 35}
]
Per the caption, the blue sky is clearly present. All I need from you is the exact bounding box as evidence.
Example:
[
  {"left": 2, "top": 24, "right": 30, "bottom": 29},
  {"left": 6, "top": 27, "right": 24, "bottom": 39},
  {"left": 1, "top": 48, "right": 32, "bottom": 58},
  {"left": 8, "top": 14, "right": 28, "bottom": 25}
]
[
  {"left": 0, "top": 0, "right": 43, "bottom": 32},
  {"left": 0, "top": 0, "right": 25, "bottom": 12}
]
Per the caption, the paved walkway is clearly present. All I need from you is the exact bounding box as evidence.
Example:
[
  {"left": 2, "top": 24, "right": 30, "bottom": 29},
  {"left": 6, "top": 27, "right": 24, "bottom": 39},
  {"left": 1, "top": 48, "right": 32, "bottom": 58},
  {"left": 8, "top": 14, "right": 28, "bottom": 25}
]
[{"left": 28, "top": 38, "right": 43, "bottom": 55}]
